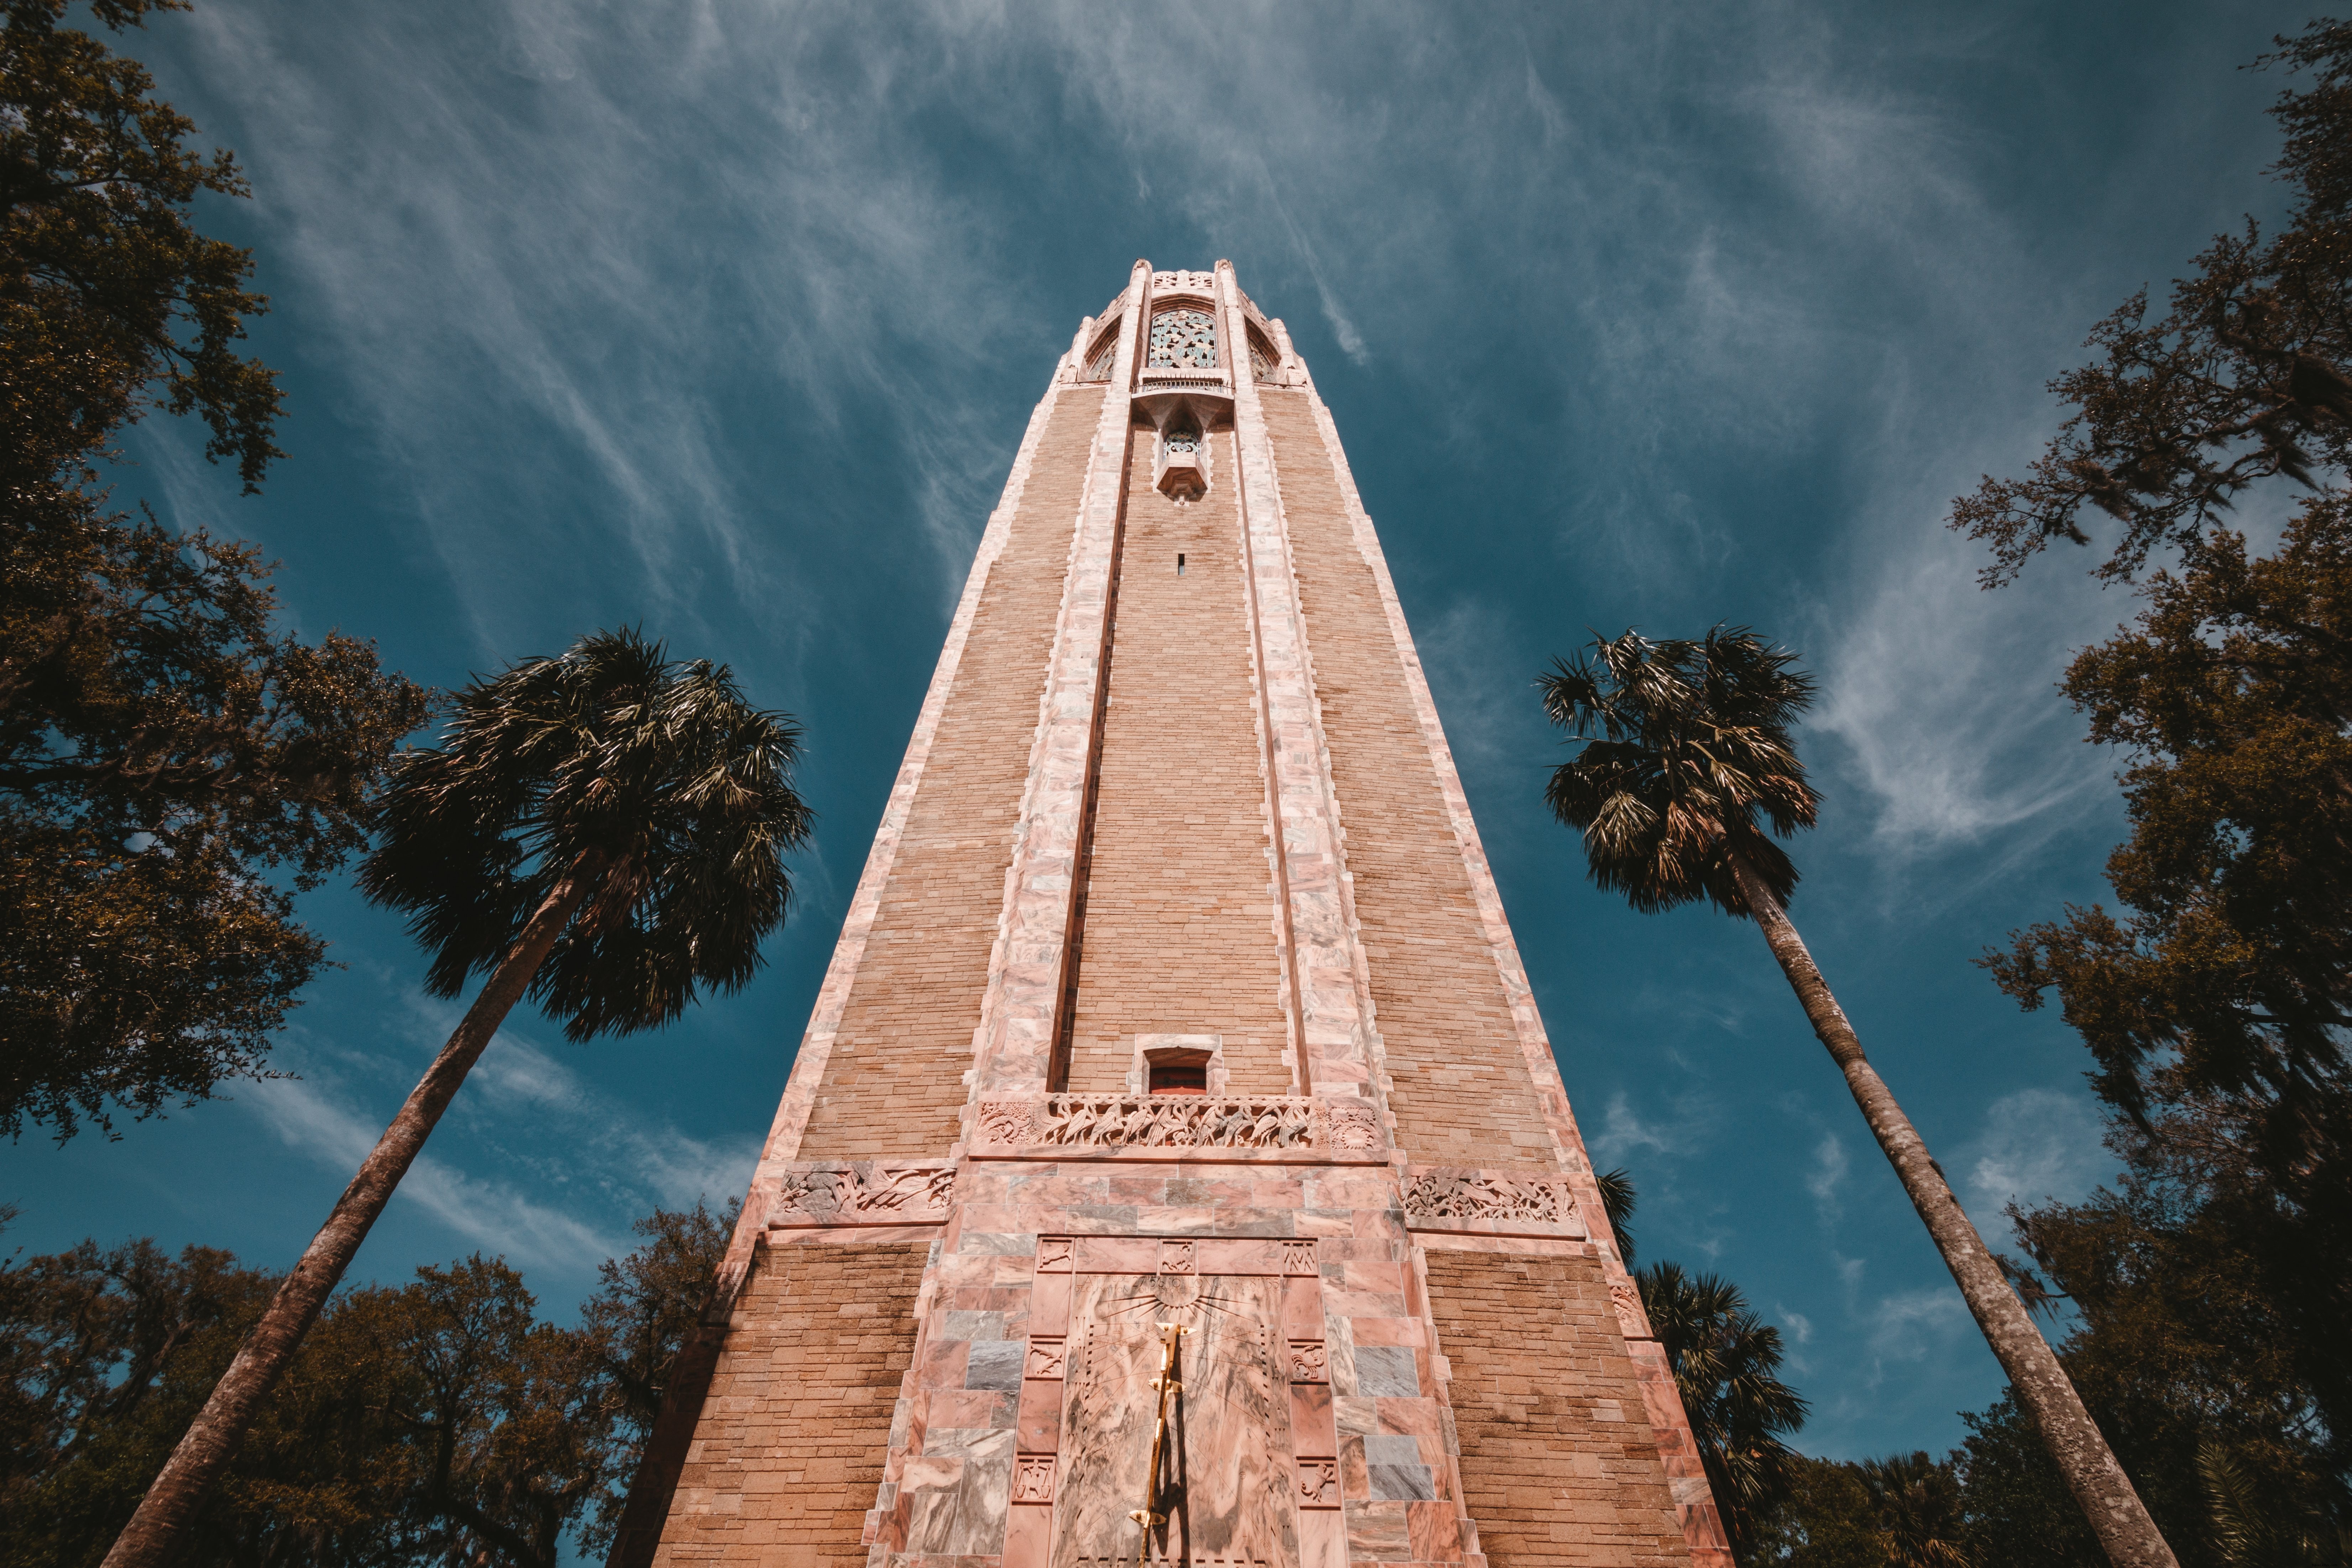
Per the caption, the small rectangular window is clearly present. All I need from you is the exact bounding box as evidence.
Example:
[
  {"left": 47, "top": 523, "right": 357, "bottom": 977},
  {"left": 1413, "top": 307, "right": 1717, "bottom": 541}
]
[
  {"left": 1148, "top": 1055, "right": 1208, "bottom": 1095},
  {"left": 1176, "top": 553, "right": 1186, "bottom": 576}
]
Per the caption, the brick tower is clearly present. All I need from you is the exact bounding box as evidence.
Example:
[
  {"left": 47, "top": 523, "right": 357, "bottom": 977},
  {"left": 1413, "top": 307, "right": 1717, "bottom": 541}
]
[{"left": 613, "top": 262, "right": 1731, "bottom": 1568}]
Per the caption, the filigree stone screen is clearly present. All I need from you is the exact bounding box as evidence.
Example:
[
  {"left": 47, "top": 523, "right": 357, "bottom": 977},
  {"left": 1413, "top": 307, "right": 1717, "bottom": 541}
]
[{"left": 1147, "top": 307, "right": 1217, "bottom": 370}]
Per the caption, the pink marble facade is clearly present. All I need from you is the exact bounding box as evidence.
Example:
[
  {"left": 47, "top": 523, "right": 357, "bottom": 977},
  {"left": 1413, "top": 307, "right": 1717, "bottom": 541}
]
[{"left": 627, "top": 264, "right": 1729, "bottom": 1568}]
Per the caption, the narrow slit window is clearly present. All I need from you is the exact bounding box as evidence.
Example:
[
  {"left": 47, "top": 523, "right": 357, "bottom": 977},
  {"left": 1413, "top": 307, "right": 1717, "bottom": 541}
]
[{"left": 1176, "top": 553, "right": 1186, "bottom": 576}]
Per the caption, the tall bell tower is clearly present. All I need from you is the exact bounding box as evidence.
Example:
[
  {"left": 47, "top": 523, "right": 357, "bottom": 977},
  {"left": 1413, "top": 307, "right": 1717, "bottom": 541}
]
[{"left": 613, "top": 262, "right": 1730, "bottom": 1568}]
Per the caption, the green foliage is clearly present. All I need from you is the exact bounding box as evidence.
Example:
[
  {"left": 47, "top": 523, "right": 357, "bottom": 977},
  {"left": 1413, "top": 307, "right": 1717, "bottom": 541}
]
[
  {"left": 1539, "top": 626, "right": 1817, "bottom": 916},
  {"left": 1950, "top": 20, "right": 2352, "bottom": 586},
  {"left": 0, "top": 1201, "right": 736, "bottom": 1567},
  {"left": 1596, "top": 1165, "right": 1638, "bottom": 1267},
  {"left": 0, "top": 0, "right": 431, "bottom": 1140},
  {"left": 358, "top": 627, "right": 812, "bottom": 1041},
  {"left": 1, "top": 0, "right": 283, "bottom": 487},
  {"left": 1746, "top": 1456, "right": 1886, "bottom": 1568},
  {"left": 1639, "top": 1260, "right": 1808, "bottom": 1561},
  {"left": 1981, "top": 457, "right": 2352, "bottom": 1459}
]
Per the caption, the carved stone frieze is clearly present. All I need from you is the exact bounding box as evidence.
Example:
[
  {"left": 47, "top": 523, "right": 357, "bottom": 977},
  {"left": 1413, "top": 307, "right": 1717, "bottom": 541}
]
[
  {"left": 1011, "top": 1455, "right": 1056, "bottom": 1504},
  {"left": 1397, "top": 1166, "right": 1586, "bottom": 1236},
  {"left": 972, "top": 1093, "right": 1377, "bottom": 1154},
  {"left": 1288, "top": 1341, "right": 1328, "bottom": 1383},
  {"left": 1025, "top": 1338, "right": 1066, "bottom": 1379},
  {"left": 765, "top": 1160, "right": 954, "bottom": 1228},
  {"left": 1296, "top": 1457, "right": 1341, "bottom": 1509}
]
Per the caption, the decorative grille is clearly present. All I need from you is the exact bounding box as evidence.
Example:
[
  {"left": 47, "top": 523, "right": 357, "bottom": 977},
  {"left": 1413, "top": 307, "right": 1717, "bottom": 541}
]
[
  {"left": 1163, "top": 424, "right": 1201, "bottom": 456},
  {"left": 1147, "top": 308, "right": 1218, "bottom": 370}
]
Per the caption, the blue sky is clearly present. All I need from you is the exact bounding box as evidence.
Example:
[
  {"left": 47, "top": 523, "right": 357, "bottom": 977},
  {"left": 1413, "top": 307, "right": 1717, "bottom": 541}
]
[{"left": 3, "top": 0, "right": 2317, "bottom": 1464}]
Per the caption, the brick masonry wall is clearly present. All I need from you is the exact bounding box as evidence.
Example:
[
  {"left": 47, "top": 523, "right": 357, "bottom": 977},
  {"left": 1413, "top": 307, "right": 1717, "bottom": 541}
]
[
  {"left": 1258, "top": 390, "right": 1559, "bottom": 1168},
  {"left": 1423, "top": 1248, "right": 1692, "bottom": 1568},
  {"left": 796, "top": 386, "right": 1105, "bottom": 1161},
  {"left": 1064, "top": 427, "right": 1291, "bottom": 1094},
  {"left": 653, "top": 1239, "right": 930, "bottom": 1568}
]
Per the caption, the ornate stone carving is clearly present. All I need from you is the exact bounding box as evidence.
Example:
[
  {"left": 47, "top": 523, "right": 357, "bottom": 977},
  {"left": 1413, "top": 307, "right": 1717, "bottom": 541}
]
[
  {"left": 1147, "top": 307, "right": 1217, "bottom": 370},
  {"left": 1323, "top": 1101, "right": 1383, "bottom": 1153},
  {"left": 1025, "top": 1338, "right": 1066, "bottom": 1379},
  {"left": 1159, "top": 1239, "right": 1196, "bottom": 1275},
  {"left": 1036, "top": 1237, "right": 1074, "bottom": 1272},
  {"left": 972, "top": 1094, "right": 1320, "bottom": 1150},
  {"left": 1011, "top": 1455, "right": 1056, "bottom": 1504},
  {"left": 1400, "top": 1168, "right": 1576, "bottom": 1226},
  {"left": 769, "top": 1161, "right": 954, "bottom": 1226},
  {"left": 1296, "top": 1458, "right": 1340, "bottom": 1508},
  {"left": 1279, "top": 1240, "right": 1318, "bottom": 1275},
  {"left": 1288, "top": 1341, "right": 1327, "bottom": 1383},
  {"left": 1610, "top": 1278, "right": 1649, "bottom": 1339}
]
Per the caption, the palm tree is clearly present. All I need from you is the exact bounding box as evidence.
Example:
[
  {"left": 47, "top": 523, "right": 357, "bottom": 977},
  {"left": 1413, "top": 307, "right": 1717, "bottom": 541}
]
[
  {"left": 1539, "top": 627, "right": 2176, "bottom": 1568},
  {"left": 105, "top": 629, "right": 813, "bottom": 1568},
  {"left": 1860, "top": 1452, "right": 1973, "bottom": 1568},
  {"left": 1639, "top": 1260, "right": 1807, "bottom": 1561}
]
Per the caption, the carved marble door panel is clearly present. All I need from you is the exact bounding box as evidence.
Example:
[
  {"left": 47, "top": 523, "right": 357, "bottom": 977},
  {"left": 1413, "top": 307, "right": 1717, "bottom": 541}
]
[{"left": 1052, "top": 1273, "right": 1300, "bottom": 1568}]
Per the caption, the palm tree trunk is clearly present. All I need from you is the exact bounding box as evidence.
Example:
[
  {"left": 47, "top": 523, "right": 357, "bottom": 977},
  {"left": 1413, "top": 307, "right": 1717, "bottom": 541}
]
[
  {"left": 103, "top": 854, "right": 604, "bottom": 1568},
  {"left": 1723, "top": 852, "right": 2176, "bottom": 1568}
]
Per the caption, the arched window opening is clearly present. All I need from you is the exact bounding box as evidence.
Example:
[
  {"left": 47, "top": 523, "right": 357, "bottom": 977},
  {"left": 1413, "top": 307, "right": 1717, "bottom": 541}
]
[
  {"left": 1147, "top": 306, "right": 1217, "bottom": 370},
  {"left": 1247, "top": 324, "right": 1279, "bottom": 383},
  {"left": 1084, "top": 320, "right": 1120, "bottom": 381}
]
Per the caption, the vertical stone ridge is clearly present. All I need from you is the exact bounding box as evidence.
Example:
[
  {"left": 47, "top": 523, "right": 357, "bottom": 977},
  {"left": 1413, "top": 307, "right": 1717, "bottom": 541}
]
[
  {"left": 602, "top": 381, "right": 1068, "bottom": 1568},
  {"left": 1218, "top": 260, "right": 1383, "bottom": 1106},
  {"left": 1286, "top": 369, "right": 1733, "bottom": 1566},
  {"left": 967, "top": 260, "right": 1148, "bottom": 1097}
]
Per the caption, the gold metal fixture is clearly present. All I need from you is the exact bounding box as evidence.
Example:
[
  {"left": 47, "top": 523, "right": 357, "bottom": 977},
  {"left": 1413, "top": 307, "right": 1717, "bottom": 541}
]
[{"left": 1128, "top": 1321, "right": 1186, "bottom": 1568}]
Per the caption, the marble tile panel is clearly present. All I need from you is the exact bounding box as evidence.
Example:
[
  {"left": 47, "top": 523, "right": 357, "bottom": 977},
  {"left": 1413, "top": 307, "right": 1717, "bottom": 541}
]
[
  {"left": 1002, "top": 1500, "right": 1052, "bottom": 1568},
  {"left": 1343, "top": 1500, "right": 1414, "bottom": 1561},
  {"left": 1060, "top": 1206, "right": 1141, "bottom": 1232},
  {"left": 1293, "top": 1210, "right": 1358, "bottom": 1239},
  {"left": 1206, "top": 1213, "right": 1299, "bottom": 1238},
  {"left": 1105, "top": 1175, "right": 1174, "bottom": 1202},
  {"left": 1132, "top": 1207, "right": 1219, "bottom": 1236},
  {"left": 1280, "top": 1276, "right": 1324, "bottom": 1339},
  {"left": 1332, "top": 1397, "right": 1379, "bottom": 1439},
  {"left": 1348, "top": 1316, "right": 1423, "bottom": 1347},
  {"left": 922, "top": 1426, "right": 1017, "bottom": 1458},
  {"left": 1031, "top": 1275, "right": 1071, "bottom": 1336},
  {"left": 1374, "top": 1399, "right": 1442, "bottom": 1441},
  {"left": 1319, "top": 1289, "right": 1408, "bottom": 1321},
  {"left": 965, "top": 1341, "right": 1026, "bottom": 1393},
  {"left": 923, "top": 1390, "right": 1012, "bottom": 1434},
  {"left": 920, "top": 1339, "right": 971, "bottom": 1390},
  {"left": 1197, "top": 1237, "right": 1289, "bottom": 1275},
  {"left": 1339, "top": 1436, "right": 1371, "bottom": 1502},
  {"left": 957, "top": 1227, "right": 1037, "bottom": 1255},
  {"left": 935, "top": 1310, "right": 1012, "bottom": 1342},
  {"left": 1072, "top": 1237, "right": 1158, "bottom": 1273},
  {"left": 1351, "top": 1345, "right": 1419, "bottom": 1399},
  {"left": 1016, "top": 1380, "right": 1062, "bottom": 1453},
  {"left": 1364, "top": 1443, "right": 1437, "bottom": 1502},
  {"left": 1407, "top": 1500, "right": 1462, "bottom": 1563},
  {"left": 1298, "top": 1507, "right": 1346, "bottom": 1568},
  {"left": 1352, "top": 1207, "right": 1409, "bottom": 1241},
  {"left": 1289, "top": 1381, "right": 1336, "bottom": 1455}
]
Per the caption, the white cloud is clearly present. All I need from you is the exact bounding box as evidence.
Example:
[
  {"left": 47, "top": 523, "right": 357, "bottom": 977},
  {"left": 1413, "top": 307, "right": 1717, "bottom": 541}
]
[
  {"left": 1963, "top": 1086, "right": 2114, "bottom": 1220},
  {"left": 242, "top": 999, "right": 757, "bottom": 1276},
  {"left": 245, "top": 1075, "right": 625, "bottom": 1270},
  {"left": 1806, "top": 1131, "right": 1850, "bottom": 1223}
]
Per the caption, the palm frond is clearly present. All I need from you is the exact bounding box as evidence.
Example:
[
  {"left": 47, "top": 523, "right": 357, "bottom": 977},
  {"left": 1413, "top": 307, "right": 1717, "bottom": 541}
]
[
  {"left": 1538, "top": 626, "right": 1819, "bottom": 917},
  {"left": 358, "top": 628, "right": 813, "bottom": 1039}
]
